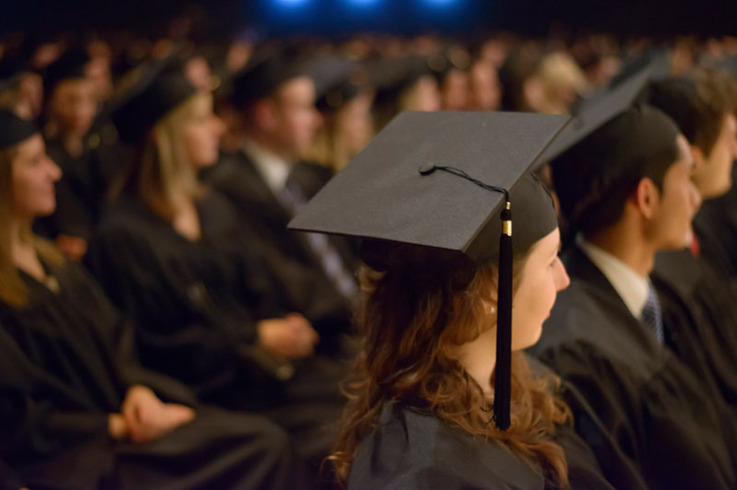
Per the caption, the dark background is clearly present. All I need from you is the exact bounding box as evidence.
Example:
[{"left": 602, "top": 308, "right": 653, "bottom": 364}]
[{"left": 3, "top": 0, "right": 735, "bottom": 39}]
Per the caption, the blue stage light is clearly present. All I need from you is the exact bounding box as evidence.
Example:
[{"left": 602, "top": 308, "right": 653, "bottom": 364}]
[
  {"left": 345, "top": 0, "right": 381, "bottom": 6},
  {"left": 422, "top": 0, "right": 459, "bottom": 6},
  {"left": 273, "top": 0, "right": 311, "bottom": 7}
]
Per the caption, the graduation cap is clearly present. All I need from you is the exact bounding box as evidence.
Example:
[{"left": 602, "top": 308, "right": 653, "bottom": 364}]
[
  {"left": 288, "top": 111, "right": 569, "bottom": 430},
  {"left": 647, "top": 77, "right": 702, "bottom": 145},
  {"left": 609, "top": 47, "right": 670, "bottom": 89},
  {"left": 0, "top": 109, "right": 39, "bottom": 149},
  {"left": 535, "top": 64, "right": 654, "bottom": 166},
  {"left": 308, "top": 56, "right": 364, "bottom": 112},
  {"left": 109, "top": 60, "right": 197, "bottom": 143},
  {"left": 370, "top": 55, "right": 434, "bottom": 108},
  {"left": 547, "top": 82, "right": 680, "bottom": 233},
  {"left": 230, "top": 46, "right": 312, "bottom": 108},
  {"left": 42, "top": 48, "right": 91, "bottom": 98},
  {"left": 0, "top": 50, "right": 34, "bottom": 94}
]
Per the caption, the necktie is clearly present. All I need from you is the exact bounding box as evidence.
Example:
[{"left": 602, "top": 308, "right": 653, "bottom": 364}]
[
  {"left": 641, "top": 284, "right": 664, "bottom": 344},
  {"left": 278, "top": 181, "right": 358, "bottom": 299}
]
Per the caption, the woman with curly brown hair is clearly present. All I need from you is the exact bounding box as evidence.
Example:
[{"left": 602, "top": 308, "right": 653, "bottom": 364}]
[{"left": 289, "top": 111, "right": 637, "bottom": 489}]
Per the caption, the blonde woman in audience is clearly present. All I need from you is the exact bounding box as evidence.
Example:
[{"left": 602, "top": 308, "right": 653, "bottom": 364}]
[{"left": 0, "top": 107, "right": 300, "bottom": 490}]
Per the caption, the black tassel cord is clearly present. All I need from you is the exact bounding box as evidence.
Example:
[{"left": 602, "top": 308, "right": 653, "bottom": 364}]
[
  {"left": 417, "top": 164, "right": 513, "bottom": 430},
  {"left": 493, "top": 202, "right": 512, "bottom": 430}
]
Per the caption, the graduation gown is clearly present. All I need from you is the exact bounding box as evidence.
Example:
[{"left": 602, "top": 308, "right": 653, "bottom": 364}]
[
  {"left": 348, "top": 401, "right": 615, "bottom": 490},
  {"left": 202, "top": 152, "right": 357, "bottom": 355},
  {"left": 693, "top": 167, "right": 737, "bottom": 280},
  {"left": 85, "top": 191, "right": 346, "bottom": 481},
  {"left": 35, "top": 133, "right": 128, "bottom": 242},
  {"left": 530, "top": 245, "right": 737, "bottom": 490},
  {"left": 0, "top": 258, "right": 298, "bottom": 490},
  {"left": 653, "top": 248, "right": 737, "bottom": 413}
]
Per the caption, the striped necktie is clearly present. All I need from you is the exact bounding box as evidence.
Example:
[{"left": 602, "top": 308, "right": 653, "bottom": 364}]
[
  {"left": 641, "top": 284, "right": 664, "bottom": 344},
  {"left": 278, "top": 180, "right": 358, "bottom": 299}
]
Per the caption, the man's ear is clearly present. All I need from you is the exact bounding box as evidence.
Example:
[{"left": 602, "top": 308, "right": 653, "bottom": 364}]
[{"left": 632, "top": 177, "right": 660, "bottom": 220}]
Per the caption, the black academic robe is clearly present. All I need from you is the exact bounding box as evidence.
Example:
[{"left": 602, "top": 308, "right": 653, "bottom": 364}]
[
  {"left": 349, "top": 401, "right": 615, "bottom": 490},
  {"left": 202, "top": 152, "right": 357, "bottom": 355},
  {"left": 530, "top": 245, "right": 737, "bottom": 490},
  {"left": 36, "top": 138, "right": 99, "bottom": 240},
  {"left": 35, "top": 133, "right": 128, "bottom": 242},
  {"left": 693, "top": 166, "right": 737, "bottom": 281},
  {"left": 653, "top": 248, "right": 737, "bottom": 413},
  {"left": 0, "top": 258, "right": 298, "bottom": 490},
  {"left": 85, "top": 191, "right": 346, "bottom": 483},
  {"left": 86, "top": 192, "right": 278, "bottom": 403}
]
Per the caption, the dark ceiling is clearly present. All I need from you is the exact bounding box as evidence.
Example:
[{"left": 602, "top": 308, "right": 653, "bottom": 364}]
[{"left": 3, "top": 0, "right": 735, "bottom": 39}]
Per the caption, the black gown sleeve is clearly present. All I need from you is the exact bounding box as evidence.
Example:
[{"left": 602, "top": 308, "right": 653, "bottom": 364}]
[
  {"left": 0, "top": 327, "right": 109, "bottom": 459},
  {"left": 85, "top": 225, "right": 257, "bottom": 396}
]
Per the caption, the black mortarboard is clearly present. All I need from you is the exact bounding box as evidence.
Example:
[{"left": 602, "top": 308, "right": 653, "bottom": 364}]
[
  {"left": 310, "top": 57, "right": 358, "bottom": 99},
  {"left": 0, "top": 109, "right": 39, "bottom": 149},
  {"left": 0, "top": 51, "right": 32, "bottom": 94},
  {"left": 552, "top": 104, "right": 680, "bottom": 232},
  {"left": 230, "top": 46, "right": 312, "bottom": 108},
  {"left": 42, "top": 48, "right": 91, "bottom": 97},
  {"left": 535, "top": 64, "right": 654, "bottom": 166},
  {"left": 647, "top": 77, "right": 702, "bottom": 144},
  {"left": 609, "top": 47, "right": 670, "bottom": 89},
  {"left": 309, "top": 56, "right": 364, "bottom": 112},
  {"left": 109, "top": 61, "right": 197, "bottom": 143},
  {"left": 288, "top": 111, "right": 569, "bottom": 430},
  {"left": 370, "top": 55, "right": 434, "bottom": 108}
]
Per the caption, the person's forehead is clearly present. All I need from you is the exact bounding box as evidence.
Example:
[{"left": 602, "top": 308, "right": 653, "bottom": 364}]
[
  {"left": 279, "top": 76, "right": 315, "bottom": 94},
  {"left": 54, "top": 78, "right": 93, "bottom": 93},
  {"left": 16, "top": 134, "right": 44, "bottom": 158}
]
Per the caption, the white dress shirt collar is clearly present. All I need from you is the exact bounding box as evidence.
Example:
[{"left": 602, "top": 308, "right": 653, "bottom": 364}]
[
  {"left": 577, "top": 235, "right": 650, "bottom": 318},
  {"left": 242, "top": 138, "right": 291, "bottom": 193}
]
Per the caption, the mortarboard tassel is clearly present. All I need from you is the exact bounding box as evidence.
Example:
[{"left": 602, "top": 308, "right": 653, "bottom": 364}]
[
  {"left": 416, "top": 164, "right": 514, "bottom": 430},
  {"left": 493, "top": 201, "right": 512, "bottom": 430}
]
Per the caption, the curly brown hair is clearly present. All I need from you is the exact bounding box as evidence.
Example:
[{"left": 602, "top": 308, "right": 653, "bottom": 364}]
[{"left": 330, "top": 244, "right": 571, "bottom": 487}]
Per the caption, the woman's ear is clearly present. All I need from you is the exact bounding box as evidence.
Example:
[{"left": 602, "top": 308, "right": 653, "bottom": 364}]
[
  {"left": 632, "top": 177, "right": 660, "bottom": 220},
  {"left": 485, "top": 291, "right": 499, "bottom": 314}
]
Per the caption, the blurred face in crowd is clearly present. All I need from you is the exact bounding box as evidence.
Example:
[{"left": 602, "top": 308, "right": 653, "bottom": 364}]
[
  {"left": 18, "top": 73, "right": 44, "bottom": 118},
  {"left": 49, "top": 78, "right": 98, "bottom": 136},
  {"left": 400, "top": 74, "right": 441, "bottom": 112},
  {"left": 334, "top": 91, "right": 374, "bottom": 158},
  {"left": 692, "top": 113, "right": 737, "bottom": 199},
  {"left": 440, "top": 69, "right": 470, "bottom": 111},
  {"left": 647, "top": 135, "right": 702, "bottom": 249},
  {"left": 10, "top": 134, "right": 61, "bottom": 220},
  {"left": 270, "top": 76, "right": 322, "bottom": 161},
  {"left": 184, "top": 56, "right": 214, "bottom": 93},
  {"left": 469, "top": 61, "right": 501, "bottom": 111},
  {"left": 181, "top": 95, "right": 225, "bottom": 169},
  {"left": 86, "top": 56, "right": 113, "bottom": 102}
]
